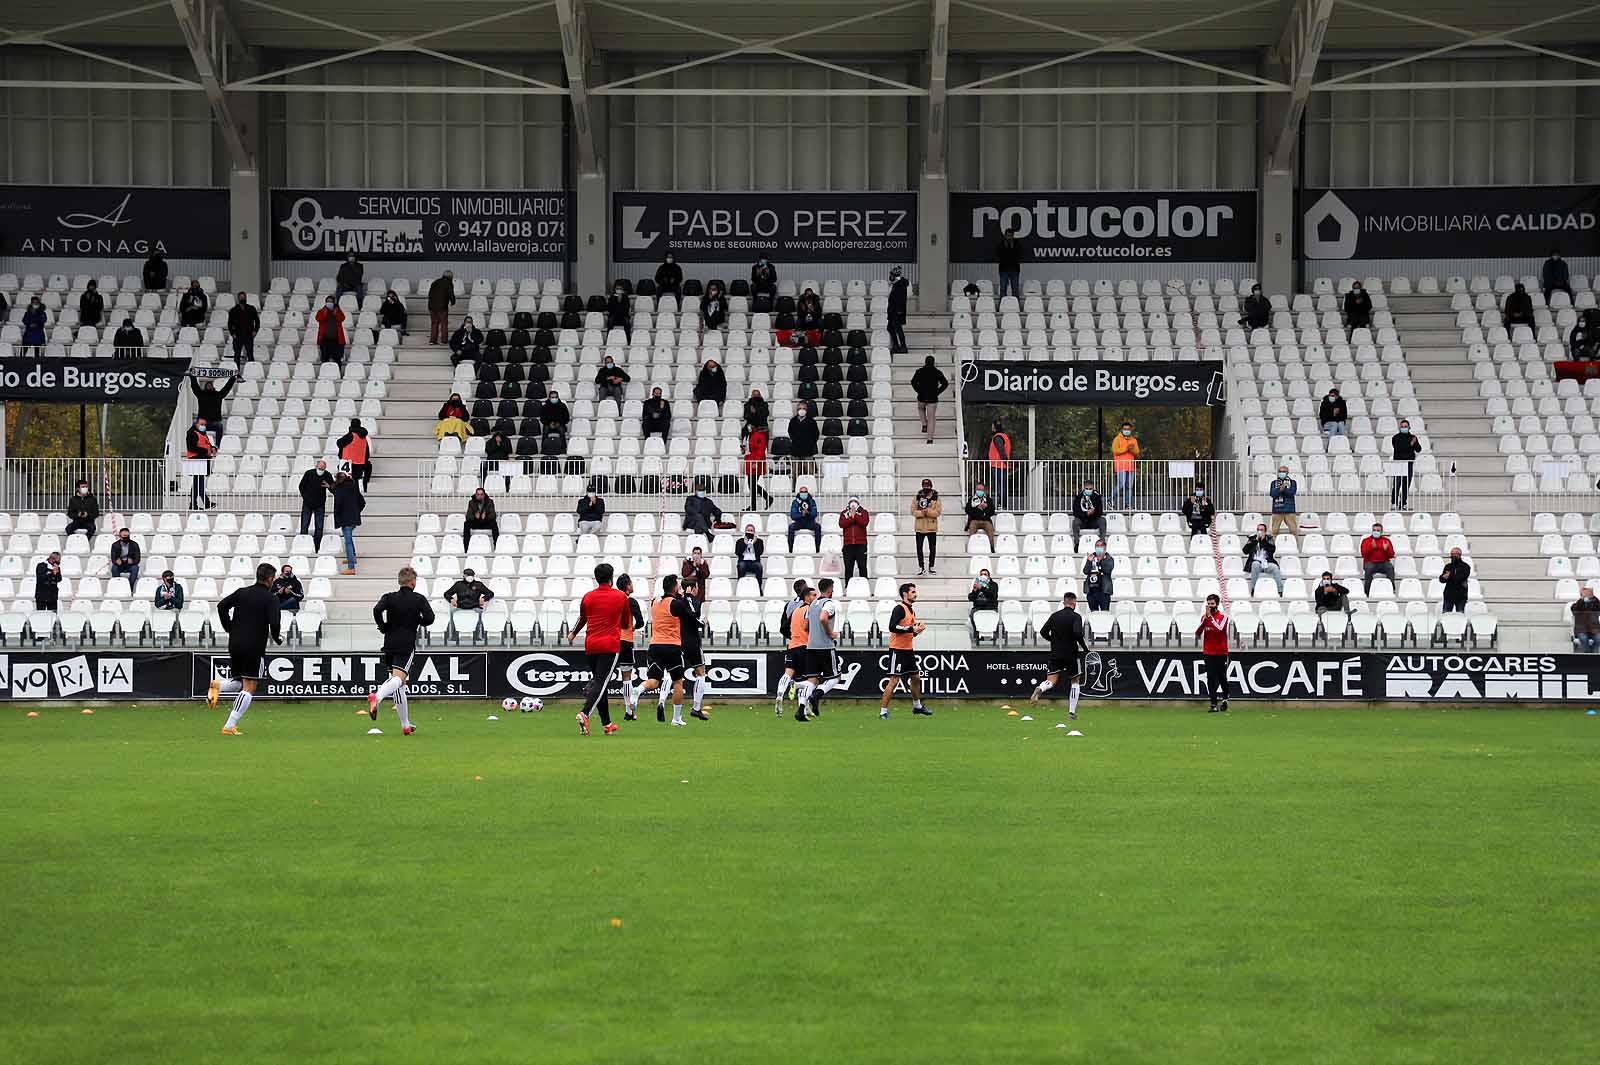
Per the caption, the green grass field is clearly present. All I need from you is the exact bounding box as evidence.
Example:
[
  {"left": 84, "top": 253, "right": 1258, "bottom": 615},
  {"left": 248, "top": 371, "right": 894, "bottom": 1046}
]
[{"left": 1, "top": 698, "right": 1597, "bottom": 1065}]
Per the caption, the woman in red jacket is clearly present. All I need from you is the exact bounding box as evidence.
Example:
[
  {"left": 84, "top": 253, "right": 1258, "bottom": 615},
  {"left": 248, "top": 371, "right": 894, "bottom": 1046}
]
[
  {"left": 839, "top": 497, "right": 871, "bottom": 583},
  {"left": 743, "top": 424, "right": 773, "bottom": 509},
  {"left": 316, "top": 296, "right": 346, "bottom": 363}
]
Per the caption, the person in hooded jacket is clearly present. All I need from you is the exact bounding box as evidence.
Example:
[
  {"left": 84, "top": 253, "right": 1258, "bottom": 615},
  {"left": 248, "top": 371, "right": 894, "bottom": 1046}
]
[
  {"left": 655, "top": 254, "right": 682, "bottom": 300},
  {"left": 694, "top": 358, "right": 727, "bottom": 413},
  {"left": 142, "top": 252, "right": 168, "bottom": 291},
  {"left": 450, "top": 317, "right": 483, "bottom": 365},
  {"left": 750, "top": 257, "right": 778, "bottom": 297},
  {"left": 1343, "top": 281, "right": 1373, "bottom": 329},
  {"left": 20, "top": 297, "right": 47, "bottom": 354},
  {"left": 700, "top": 281, "right": 728, "bottom": 331},
  {"left": 1239, "top": 283, "right": 1271, "bottom": 330},
  {"left": 595, "top": 356, "right": 630, "bottom": 407},
  {"left": 911, "top": 356, "right": 949, "bottom": 443},
  {"left": 178, "top": 279, "right": 208, "bottom": 327},
  {"left": 227, "top": 292, "right": 260, "bottom": 361},
  {"left": 334, "top": 253, "right": 364, "bottom": 305},
  {"left": 787, "top": 406, "right": 820, "bottom": 480},
  {"left": 379, "top": 290, "right": 407, "bottom": 334},
  {"left": 642, "top": 387, "right": 672, "bottom": 442},
  {"left": 606, "top": 282, "right": 632, "bottom": 340},
  {"left": 742, "top": 389, "right": 769, "bottom": 430},
  {"left": 113, "top": 318, "right": 145, "bottom": 358},
  {"left": 1502, "top": 282, "right": 1535, "bottom": 329},
  {"left": 1319, "top": 387, "right": 1348, "bottom": 436},
  {"left": 78, "top": 280, "right": 104, "bottom": 329},
  {"left": 886, "top": 266, "right": 910, "bottom": 354}
]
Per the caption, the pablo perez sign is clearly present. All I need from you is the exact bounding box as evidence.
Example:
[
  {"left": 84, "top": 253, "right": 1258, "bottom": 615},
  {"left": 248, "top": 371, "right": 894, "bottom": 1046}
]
[
  {"left": 960, "top": 360, "right": 1226, "bottom": 407},
  {"left": 613, "top": 191, "right": 917, "bottom": 263}
]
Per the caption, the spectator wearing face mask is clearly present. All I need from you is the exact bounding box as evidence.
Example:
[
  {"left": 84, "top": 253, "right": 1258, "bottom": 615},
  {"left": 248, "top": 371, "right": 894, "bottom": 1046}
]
[
  {"left": 539, "top": 390, "right": 571, "bottom": 435},
  {"left": 226, "top": 292, "right": 260, "bottom": 362},
  {"left": 445, "top": 568, "right": 494, "bottom": 613},
  {"left": 1542, "top": 249, "right": 1573, "bottom": 306},
  {"left": 1244, "top": 524, "right": 1283, "bottom": 595},
  {"left": 1239, "top": 283, "right": 1270, "bottom": 330},
  {"left": 34, "top": 552, "right": 62, "bottom": 611},
  {"left": 986, "top": 421, "right": 1012, "bottom": 508},
  {"left": 683, "top": 487, "right": 723, "bottom": 541},
  {"left": 1268, "top": 466, "right": 1298, "bottom": 537},
  {"left": 1343, "top": 282, "right": 1373, "bottom": 329},
  {"left": 483, "top": 430, "right": 512, "bottom": 481},
  {"left": 654, "top": 254, "right": 682, "bottom": 300},
  {"left": 334, "top": 254, "right": 364, "bottom": 305},
  {"left": 20, "top": 297, "right": 47, "bottom": 355},
  {"left": 642, "top": 387, "right": 672, "bottom": 442},
  {"left": 1180, "top": 483, "right": 1215, "bottom": 535},
  {"left": 178, "top": 279, "right": 209, "bottom": 327},
  {"left": 1502, "top": 282, "right": 1535, "bottom": 329},
  {"left": 911, "top": 356, "right": 949, "bottom": 443},
  {"left": 742, "top": 389, "right": 769, "bottom": 431},
  {"left": 154, "top": 570, "right": 185, "bottom": 611},
  {"left": 787, "top": 406, "right": 819, "bottom": 479},
  {"left": 1083, "top": 541, "right": 1114, "bottom": 611},
  {"left": 316, "top": 295, "right": 346, "bottom": 363},
  {"left": 700, "top": 281, "right": 728, "bottom": 331},
  {"left": 1391, "top": 420, "right": 1423, "bottom": 510},
  {"left": 796, "top": 289, "right": 823, "bottom": 333},
  {"left": 184, "top": 416, "right": 216, "bottom": 509},
  {"left": 78, "top": 279, "right": 104, "bottom": 329},
  {"left": 64, "top": 480, "right": 99, "bottom": 537},
  {"left": 464, "top": 487, "right": 500, "bottom": 546},
  {"left": 886, "top": 266, "right": 910, "bottom": 354},
  {"left": 113, "top": 318, "right": 145, "bottom": 358},
  {"left": 1571, "top": 586, "right": 1600, "bottom": 652},
  {"left": 450, "top": 317, "right": 483, "bottom": 366},
  {"left": 736, "top": 524, "right": 765, "bottom": 592},
  {"left": 965, "top": 484, "right": 996, "bottom": 550},
  {"left": 576, "top": 491, "right": 605, "bottom": 536},
  {"left": 379, "top": 290, "right": 407, "bottom": 335},
  {"left": 1111, "top": 421, "right": 1140, "bottom": 508},
  {"left": 272, "top": 566, "right": 303, "bottom": 613},
  {"left": 436, "top": 392, "right": 471, "bottom": 443},
  {"left": 968, "top": 569, "right": 1000, "bottom": 616},
  {"left": 109, "top": 528, "right": 141, "bottom": 591},
  {"left": 1319, "top": 388, "right": 1347, "bottom": 436},
  {"left": 694, "top": 358, "right": 727, "bottom": 414},
  {"left": 1572, "top": 309, "right": 1600, "bottom": 361},
  {"left": 1360, "top": 523, "right": 1396, "bottom": 594},
  {"left": 788, "top": 487, "right": 822, "bottom": 552},
  {"left": 680, "top": 548, "right": 710, "bottom": 602},
  {"left": 1071, "top": 481, "right": 1106, "bottom": 542},
  {"left": 742, "top": 420, "right": 772, "bottom": 509},
  {"left": 298, "top": 458, "right": 334, "bottom": 548},
  {"left": 839, "top": 498, "right": 870, "bottom": 583},
  {"left": 428, "top": 270, "right": 456, "bottom": 344},
  {"left": 189, "top": 373, "right": 234, "bottom": 445},
  {"left": 750, "top": 257, "right": 778, "bottom": 298},
  {"left": 1314, "top": 572, "right": 1350, "bottom": 617},
  {"left": 1439, "top": 549, "right": 1471, "bottom": 613},
  {"left": 912, "top": 479, "right": 942, "bottom": 575}
]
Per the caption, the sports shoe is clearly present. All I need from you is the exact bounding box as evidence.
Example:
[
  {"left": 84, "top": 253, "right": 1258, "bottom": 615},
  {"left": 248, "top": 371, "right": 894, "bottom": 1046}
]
[
  {"left": 402, "top": 725, "right": 416, "bottom": 736},
  {"left": 656, "top": 704, "right": 665, "bottom": 723},
  {"left": 624, "top": 710, "right": 637, "bottom": 722},
  {"left": 774, "top": 704, "right": 784, "bottom": 716},
  {"left": 912, "top": 706, "right": 933, "bottom": 716},
  {"left": 1028, "top": 686, "right": 1041, "bottom": 704},
  {"left": 879, "top": 708, "right": 889, "bottom": 719},
  {"left": 1219, "top": 699, "right": 1230, "bottom": 713},
  {"left": 206, "top": 678, "right": 220, "bottom": 710},
  {"left": 576, "top": 712, "right": 590, "bottom": 736},
  {"left": 690, "top": 709, "right": 709, "bottom": 721},
  {"left": 603, "top": 723, "right": 618, "bottom": 735},
  {"left": 1207, "top": 704, "right": 1222, "bottom": 713},
  {"left": 220, "top": 726, "right": 242, "bottom": 736},
  {"left": 670, "top": 719, "right": 686, "bottom": 728},
  {"left": 1068, "top": 708, "right": 1077, "bottom": 720},
  {"left": 367, "top": 690, "right": 379, "bottom": 721},
  {"left": 794, "top": 709, "right": 810, "bottom": 722}
]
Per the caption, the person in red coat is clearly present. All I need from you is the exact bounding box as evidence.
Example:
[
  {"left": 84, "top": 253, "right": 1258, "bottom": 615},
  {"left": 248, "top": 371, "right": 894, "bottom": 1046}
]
[
  {"left": 1360, "top": 522, "right": 1397, "bottom": 594},
  {"left": 1194, "top": 593, "right": 1230, "bottom": 713},
  {"left": 839, "top": 497, "right": 871, "bottom": 583},
  {"left": 315, "top": 296, "right": 346, "bottom": 363},
  {"left": 743, "top": 424, "right": 773, "bottom": 509}
]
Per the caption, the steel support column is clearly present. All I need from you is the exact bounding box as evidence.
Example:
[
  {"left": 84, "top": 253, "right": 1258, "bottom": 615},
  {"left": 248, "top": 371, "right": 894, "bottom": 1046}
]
[
  {"left": 170, "top": 0, "right": 253, "bottom": 169},
  {"left": 1266, "top": 0, "right": 1334, "bottom": 173}
]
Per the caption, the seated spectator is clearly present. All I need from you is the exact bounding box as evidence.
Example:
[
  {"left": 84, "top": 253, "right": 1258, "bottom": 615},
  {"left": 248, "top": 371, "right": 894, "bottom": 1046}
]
[
  {"left": 684, "top": 486, "right": 723, "bottom": 540},
  {"left": 227, "top": 292, "right": 260, "bottom": 362},
  {"left": 961, "top": 280, "right": 980, "bottom": 298},
  {"left": 1180, "top": 484, "right": 1215, "bottom": 535},
  {"left": 750, "top": 257, "right": 778, "bottom": 297},
  {"left": 78, "top": 279, "right": 104, "bottom": 328},
  {"left": 445, "top": 568, "right": 494, "bottom": 612},
  {"left": 680, "top": 548, "right": 710, "bottom": 602},
  {"left": 1343, "top": 281, "right": 1372, "bottom": 329},
  {"left": 735, "top": 523, "right": 765, "bottom": 591},
  {"left": 437, "top": 392, "right": 468, "bottom": 423},
  {"left": 1439, "top": 548, "right": 1470, "bottom": 613},
  {"left": 64, "top": 479, "right": 99, "bottom": 537},
  {"left": 178, "top": 279, "right": 208, "bottom": 327},
  {"left": 1082, "top": 541, "right": 1114, "bottom": 611},
  {"left": 1361, "top": 522, "right": 1396, "bottom": 594},
  {"left": 34, "top": 552, "right": 62, "bottom": 610},
  {"left": 1244, "top": 523, "right": 1283, "bottom": 595},
  {"left": 576, "top": 491, "right": 605, "bottom": 535},
  {"left": 1572, "top": 308, "right": 1600, "bottom": 361},
  {"left": 142, "top": 251, "right": 169, "bottom": 291},
  {"left": 20, "top": 297, "right": 46, "bottom": 355},
  {"left": 1319, "top": 386, "right": 1347, "bottom": 436},
  {"left": 450, "top": 317, "right": 484, "bottom": 365},
  {"left": 335, "top": 253, "right": 364, "bottom": 305},
  {"left": 434, "top": 391, "right": 472, "bottom": 444},
  {"left": 968, "top": 569, "right": 999, "bottom": 617},
  {"left": 788, "top": 487, "right": 822, "bottom": 552},
  {"left": 1502, "top": 282, "right": 1535, "bottom": 329},
  {"left": 539, "top": 390, "right": 571, "bottom": 434},
  {"left": 482, "top": 430, "right": 512, "bottom": 479},
  {"left": 1542, "top": 249, "right": 1573, "bottom": 305},
  {"left": 700, "top": 281, "right": 728, "bottom": 331},
  {"left": 595, "top": 355, "right": 630, "bottom": 407},
  {"left": 654, "top": 254, "right": 682, "bottom": 299},
  {"left": 912, "top": 479, "right": 942, "bottom": 575},
  {"left": 606, "top": 281, "right": 631, "bottom": 339},
  {"left": 694, "top": 358, "right": 727, "bottom": 413},
  {"left": 742, "top": 421, "right": 772, "bottom": 509},
  {"left": 796, "top": 288, "right": 823, "bottom": 330},
  {"left": 787, "top": 406, "right": 819, "bottom": 476},
  {"left": 642, "top": 387, "right": 671, "bottom": 442},
  {"left": 109, "top": 527, "right": 140, "bottom": 591},
  {"left": 271, "top": 565, "right": 303, "bottom": 613},
  {"left": 379, "top": 290, "right": 408, "bottom": 334},
  {"left": 1268, "top": 466, "right": 1298, "bottom": 536},
  {"left": 1071, "top": 480, "right": 1106, "bottom": 541},
  {"left": 1314, "top": 572, "right": 1350, "bottom": 616},
  {"left": 839, "top": 497, "right": 870, "bottom": 583},
  {"left": 742, "top": 388, "right": 769, "bottom": 430},
  {"left": 463, "top": 487, "right": 500, "bottom": 546},
  {"left": 964, "top": 484, "right": 996, "bottom": 550},
  {"left": 1239, "top": 282, "right": 1270, "bottom": 330},
  {"left": 154, "top": 570, "right": 185, "bottom": 611},
  {"left": 315, "top": 296, "right": 345, "bottom": 363},
  {"left": 1571, "top": 586, "right": 1600, "bottom": 652},
  {"left": 113, "top": 318, "right": 145, "bottom": 358}
]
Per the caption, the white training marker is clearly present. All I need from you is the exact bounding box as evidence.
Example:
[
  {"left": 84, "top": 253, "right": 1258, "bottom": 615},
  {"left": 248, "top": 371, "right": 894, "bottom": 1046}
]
[
  {"left": 1067, "top": 730, "right": 1084, "bottom": 737},
  {"left": 1020, "top": 715, "right": 1034, "bottom": 722},
  {"left": 486, "top": 715, "right": 499, "bottom": 721},
  {"left": 1055, "top": 723, "right": 1068, "bottom": 729},
  {"left": 367, "top": 727, "right": 383, "bottom": 735}
]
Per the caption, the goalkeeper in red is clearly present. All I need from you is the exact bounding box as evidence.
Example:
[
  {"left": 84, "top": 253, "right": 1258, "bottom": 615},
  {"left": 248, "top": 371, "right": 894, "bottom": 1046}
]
[{"left": 1195, "top": 593, "right": 1231, "bottom": 713}]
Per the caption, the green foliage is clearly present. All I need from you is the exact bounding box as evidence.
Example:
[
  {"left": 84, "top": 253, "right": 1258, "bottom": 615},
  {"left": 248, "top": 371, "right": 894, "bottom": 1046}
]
[{"left": 5, "top": 403, "right": 169, "bottom": 458}]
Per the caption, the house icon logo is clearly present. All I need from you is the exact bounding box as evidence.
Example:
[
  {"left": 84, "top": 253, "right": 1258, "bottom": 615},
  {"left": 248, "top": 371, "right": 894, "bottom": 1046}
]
[{"left": 1304, "top": 190, "right": 1359, "bottom": 260}]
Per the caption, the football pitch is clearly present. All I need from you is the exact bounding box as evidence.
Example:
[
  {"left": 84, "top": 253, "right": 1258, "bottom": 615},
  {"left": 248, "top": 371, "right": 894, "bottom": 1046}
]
[{"left": 1, "top": 699, "right": 1596, "bottom": 1065}]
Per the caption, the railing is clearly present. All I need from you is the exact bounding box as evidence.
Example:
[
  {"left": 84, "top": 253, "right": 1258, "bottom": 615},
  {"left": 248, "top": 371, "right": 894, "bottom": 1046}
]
[
  {"left": 0, "top": 458, "right": 174, "bottom": 514},
  {"left": 1527, "top": 481, "right": 1600, "bottom": 519}
]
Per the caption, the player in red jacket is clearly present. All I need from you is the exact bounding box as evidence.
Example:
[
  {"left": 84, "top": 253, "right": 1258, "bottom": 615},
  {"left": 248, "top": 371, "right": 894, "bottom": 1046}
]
[
  {"left": 1194, "top": 593, "right": 1231, "bottom": 713},
  {"left": 568, "top": 562, "right": 633, "bottom": 735}
]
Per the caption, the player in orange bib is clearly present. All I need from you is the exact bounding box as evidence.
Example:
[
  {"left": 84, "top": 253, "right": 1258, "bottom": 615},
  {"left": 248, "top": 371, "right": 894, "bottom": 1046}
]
[
  {"left": 880, "top": 582, "right": 931, "bottom": 719},
  {"left": 773, "top": 580, "right": 814, "bottom": 715}
]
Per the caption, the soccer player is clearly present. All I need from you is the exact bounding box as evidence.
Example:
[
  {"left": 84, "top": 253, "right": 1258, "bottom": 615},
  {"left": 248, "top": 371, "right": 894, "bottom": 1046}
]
[
  {"left": 1030, "top": 592, "right": 1089, "bottom": 719},
  {"left": 635, "top": 574, "right": 696, "bottom": 726},
  {"left": 615, "top": 574, "right": 646, "bottom": 721},
  {"left": 773, "top": 580, "right": 813, "bottom": 714},
  {"left": 880, "top": 582, "right": 930, "bottom": 719},
  {"left": 567, "top": 562, "right": 632, "bottom": 736},
  {"left": 1196, "top": 592, "right": 1231, "bottom": 713},
  {"left": 206, "top": 562, "right": 283, "bottom": 735},
  {"left": 679, "top": 576, "right": 711, "bottom": 722},
  {"left": 368, "top": 566, "right": 435, "bottom": 735},
  {"left": 797, "top": 577, "right": 841, "bottom": 722}
]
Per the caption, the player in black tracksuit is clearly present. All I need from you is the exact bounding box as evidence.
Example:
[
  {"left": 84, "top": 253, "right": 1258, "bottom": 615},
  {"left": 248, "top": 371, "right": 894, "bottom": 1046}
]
[
  {"left": 208, "top": 562, "right": 284, "bottom": 734},
  {"left": 1030, "top": 592, "right": 1090, "bottom": 719},
  {"left": 679, "top": 579, "right": 711, "bottom": 721},
  {"left": 369, "top": 567, "right": 436, "bottom": 735}
]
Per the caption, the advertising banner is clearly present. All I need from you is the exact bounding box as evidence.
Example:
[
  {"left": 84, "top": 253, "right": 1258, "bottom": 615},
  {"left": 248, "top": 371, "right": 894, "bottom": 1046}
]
[
  {"left": 190, "top": 651, "right": 490, "bottom": 699},
  {"left": 0, "top": 358, "right": 191, "bottom": 403},
  {"left": 959, "top": 360, "right": 1226, "bottom": 407},
  {"left": 0, "top": 184, "right": 229, "bottom": 259},
  {"left": 612, "top": 191, "right": 917, "bottom": 263},
  {"left": 0, "top": 652, "right": 184, "bottom": 700},
  {"left": 1302, "top": 185, "right": 1600, "bottom": 261},
  {"left": 270, "top": 189, "right": 571, "bottom": 261},
  {"left": 950, "top": 191, "right": 1258, "bottom": 264}
]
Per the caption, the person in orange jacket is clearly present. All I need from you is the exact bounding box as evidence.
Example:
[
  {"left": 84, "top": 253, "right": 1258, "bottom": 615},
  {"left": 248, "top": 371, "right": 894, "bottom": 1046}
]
[{"left": 1111, "top": 420, "right": 1140, "bottom": 508}]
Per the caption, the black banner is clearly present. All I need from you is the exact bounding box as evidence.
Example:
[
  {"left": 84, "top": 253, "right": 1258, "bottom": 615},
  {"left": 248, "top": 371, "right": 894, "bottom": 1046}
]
[
  {"left": 612, "top": 191, "right": 917, "bottom": 263},
  {"left": 950, "top": 191, "right": 1258, "bottom": 264},
  {"left": 190, "top": 652, "right": 490, "bottom": 699},
  {"left": 959, "top": 360, "right": 1226, "bottom": 407},
  {"left": 1302, "top": 185, "right": 1600, "bottom": 261},
  {"left": 270, "top": 189, "right": 571, "bottom": 261},
  {"left": 0, "top": 357, "right": 191, "bottom": 403},
  {"left": 0, "top": 184, "right": 229, "bottom": 259}
]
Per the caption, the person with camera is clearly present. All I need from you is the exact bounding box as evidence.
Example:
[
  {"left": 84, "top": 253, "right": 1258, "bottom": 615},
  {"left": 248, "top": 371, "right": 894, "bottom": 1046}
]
[
  {"left": 839, "top": 497, "right": 871, "bottom": 583},
  {"left": 1082, "top": 540, "right": 1114, "bottom": 611}
]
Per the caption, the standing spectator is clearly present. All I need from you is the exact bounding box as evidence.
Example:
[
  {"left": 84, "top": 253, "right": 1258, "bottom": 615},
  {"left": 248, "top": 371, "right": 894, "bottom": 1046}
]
[
  {"left": 680, "top": 548, "right": 710, "bottom": 603},
  {"left": 995, "top": 228, "right": 1023, "bottom": 300},
  {"left": 788, "top": 487, "right": 822, "bottom": 552},
  {"left": 337, "top": 418, "right": 372, "bottom": 492},
  {"left": 483, "top": 430, "right": 512, "bottom": 481},
  {"left": 64, "top": 479, "right": 99, "bottom": 538},
  {"left": 333, "top": 472, "right": 364, "bottom": 574},
  {"left": 912, "top": 479, "right": 942, "bottom": 575},
  {"left": 1343, "top": 281, "right": 1373, "bottom": 329},
  {"left": 1244, "top": 523, "right": 1283, "bottom": 595},
  {"left": 986, "top": 420, "right": 1012, "bottom": 508},
  {"left": 1111, "top": 421, "right": 1140, "bottom": 508},
  {"left": 463, "top": 487, "right": 500, "bottom": 546},
  {"left": 1314, "top": 572, "right": 1350, "bottom": 617},
  {"left": 190, "top": 373, "right": 233, "bottom": 444},
  {"left": 1571, "top": 586, "right": 1600, "bottom": 652},
  {"left": 539, "top": 389, "right": 571, "bottom": 435},
  {"left": 839, "top": 498, "right": 870, "bottom": 583},
  {"left": 1360, "top": 522, "right": 1396, "bottom": 594},
  {"left": 911, "top": 356, "right": 949, "bottom": 444},
  {"left": 694, "top": 358, "right": 727, "bottom": 414},
  {"left": 654, "top": 254, "right": 682, "bottom": 301},
  {"left": 20, "top": 297, "right": 47, "bottom": 355},
  {"left": 334, "top": 253, "right": 364, "bottom": 306},
  {"left": 735, "top": 524, "right": 765, "bottom": 591},
  {"left": 34, "top": 552, "right": 62, "bottom": 610},
  {"left": 787, "top": 406, "right": 819, "bottom": 480},
  {"left": 576, "top": 491, "right": 605, "bottom": 536},
  {"left": 1542, "top": 249, "right": 1573, "bottom": 305},
  {"left": 445, "top": 569, "right": 494, "bottom": 614},
  {"left": 315, "top": 295, "right": 346, "bottom": 363},
  {"left": 1071, "top": 480, "right": 1106, "bottom": 542},
  {"left": 742, "top": 421, "right": 772, "bottom": 509},
  {"left": 750, "top": 257, "right": 778, "bottom": 299},
  {"left": 227, "top": 292, "right": 260, "bottom": 362},
  {"left": 428, "top": 270, "right": 456, "bottom": 344},
  {"left": 742, "top": 388, "right": 769, "bottom": 430},
  {"left": 449, "top": 316, "right": 483, "bottom": 365},
  {"left": 700, "top": 281, "right": 728, "bottom": 331},
  {"left": 1502, "top": 282, "right": 1535, "bottom": 329},
  {"left": 964, "top": 483, "right": 996, "bottom": 550},
  {"left": 606, "top": 281, "right": 632, "bottom": 340},
  {"left": 1180, "top": 483, "right": 1216, "bottom": 535},
  {"left": 1268, "top": 466, "right": 1298, "bottom": 537},
  {"left": 379, "top": 290, "right": 407, "bottom": 335},
  {"left": 271, "top": 565, "right": 303, "bottom": 613},
  {"left": 178, "top": 279, "right": 208, "bottom": 327},
  {"left": 1196, "top": 594, "right": 1231, "bottom": 713},
  {"left": 642, "top": 386, "right": 672, "bottom": 443},
  {"left": 968, "top": 569, "right": 999, "bottom": 616},
  {"left": 185, "top": 416, "right": 216, "bottom": 509},
  {"left": 154, "top": 570, "right": 185, "bottom": 611},
  {"left": 113, "top": 318, "right": 144, "bottom": 358},
  {"left": 1083, "top": 540, "right": 1114, "bottom": 612},
  {"left": 1239, "top": 283, "right": 1271, "bottom": 330},
  {"left": 1439, "top": 548, "right": 1471, "bottom": 613},
  {"left": 683, "top": 487, "right": 723, "bottom": 540},
  {"left": 1319, "top": 386, "right": 1347, "bottom": 436},
  {"left": 78, "top": 279, "right": 104, "bottom": 329},
  {"left": 886, "top": 266, "right": 910, "bottom": 354},
  {"left": 298, "top": 458, "right": 334, "bottom": 548},
  {"left": 109, "top": 527, "right": 141, "bottom": 592},
  {"left": 1390, "top": 419, "right": 1423, "bottom": 510},
  {"left": 142, "top": 251, "right": 169, "bottom": 292}
]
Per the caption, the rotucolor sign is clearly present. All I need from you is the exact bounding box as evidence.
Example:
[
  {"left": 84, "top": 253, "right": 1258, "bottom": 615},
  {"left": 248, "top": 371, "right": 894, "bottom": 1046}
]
[
  {"left": 612, "top": 191, "right": 918, "bottom": 263},
  {"left": 960, "top": 360, "right": 1227, "bottom": 407},
  {"left": 950, "top": 191, "right": 1258, "bottom": 263}
]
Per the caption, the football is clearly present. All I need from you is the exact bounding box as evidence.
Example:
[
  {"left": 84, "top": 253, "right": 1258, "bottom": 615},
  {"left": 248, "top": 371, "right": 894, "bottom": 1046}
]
[
  {"left": 500, "top": 697, "right": 518, "bottom": 712},
  {"left": 520, "top": 697, "right": 543, "bottom": 713}
]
